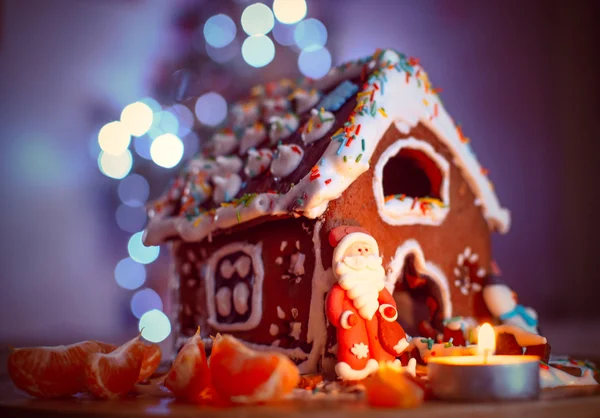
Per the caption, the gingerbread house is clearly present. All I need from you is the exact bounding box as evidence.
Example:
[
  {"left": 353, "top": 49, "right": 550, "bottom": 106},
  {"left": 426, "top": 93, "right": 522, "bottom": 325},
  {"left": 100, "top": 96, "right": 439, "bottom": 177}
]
[{"left": 144, "top": 49, "right": 511, "bottom": 375}]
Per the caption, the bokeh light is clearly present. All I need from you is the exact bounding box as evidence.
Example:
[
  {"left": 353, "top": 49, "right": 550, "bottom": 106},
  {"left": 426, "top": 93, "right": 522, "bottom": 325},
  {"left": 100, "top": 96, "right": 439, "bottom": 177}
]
[
  {"left": 273, "top": 21, "right": 296, "bottom": 46},
  {"left": 203, "top": 14, "right": 237, "bottom": 48},
  {"left": 273, "top": 0, "right": 307, "bottom": 24},
  {"left": 131, "top": 289, "right": 163, "bottom": 319},
  {"left": 139, "top": 309, "right": 171, "bottom": 343},
  {"left": 150, "top": 133, "right": 184, "bottom": 169},
  {"left": 194, "top": 92, "right": 227, "bottom": 126},
  {"left": 118, "top": 174, "right": 150, "bottom": 207},
  {"left": 133, "top": 136, "right": 153, "bottom": 160},
  {"left": 128, "top": 231, "right": 160, "bottom": 264},
  {"left": 241, "top": 3, "right": 274, "bottom": 36},
  {"left": 182, "top": 131, "right": 200, "bottom": 160},
  {"left": 98, "top": 121, "right": 131, "bottom": 156},
  {"left": 293, "top": 18, "right": 327, "bottom": 50},
  {"left": 167, "top": 104, "right": 194, "bottom": 138},
  {"left": 242, "top": 35, "right": 275, "bottom": 68},
  {"left": 120, "top": 101, "right": 154, "bottom": 137},
  {"left": 205, "top": 39, "right": 239, "bottom": 63},
  {"left": 116, "top": 204, "right": 147, "bottom": 233},
  {"left": 147, "top": 110, "right": 179, "bottom": 139},
  {"left": 98, "top": 150, "right": 133, "bottom": 179},
  {"left": 114, "top": 257, "right": 146, "bottom": 290},
  {"left": 298, "top": 46, "right": 332, "bottom": 79}
]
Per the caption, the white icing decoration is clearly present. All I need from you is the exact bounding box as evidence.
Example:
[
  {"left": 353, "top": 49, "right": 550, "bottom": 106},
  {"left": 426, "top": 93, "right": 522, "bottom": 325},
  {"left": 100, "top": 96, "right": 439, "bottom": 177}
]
[
  {"left": 270, "top": 144, "right": 304, "bottom": 178},
  {"left": 219, "top": 259, "right": 234, "bottom": 279},
  {"left": 233, "top": 282, "right": 250, "bottom": 315},
  {"left": 211, "top": 131, "right": 238, "bottom": 156},
  {"left": 388, "top": 358, "right": 417, "bottom": 378},
  {"left": 291, "top": 308, "right": 298, "bottom": 319},
  {"left": 350, "top": 342, "right": 370, "bottom": 359},
  {"left": 144, "top": 50, "right": 509, "bottom": 247},
  {"left": 280, "top": 241, "right": 287, "bottom": 251},
  {"left": 335, "top": 359, "right": 379, "bottom": 381},
  {"left": 269, "top": 324, "right": 279, "bottom": 336},
  {"left": 289, "top": 252, "right": 306, "bottom": 276},
  {"left": 215, "top": 155, "right": 243, "bottom": 175},
  {"left": 215, "top": 287, "right": 232, "bottom": 317},
  {"left": 540, "top": 366, "right": 598, "bottom": 389},
  {"left": 290, "top": 88, "right": 320, "bottom": 114},
  {"left": 243, "top": 148, "right": 273, "bottom": 178},
  {"left": 373, "top": 138, "right": 450, "bottom": 226},
  {"left": 275, "top": 257, "right": 283, "bottom": 265},
  {"left": 494, "top": 324, "right": 546, "bottom": 347},
  {"left": 295, "top": 240, "right": 300, "bottom": 250},
  {"left": 262, "top": 96, "right": 289, "bottom": 120},
  {"left": 393, "top": 337, "right": 409, "bottom": 354},
  {"left": 212, "top": 174, "right": 242, "bottom": 205},
  {"left": 268, "top": 113, "right": 299, "bottom": 145},
  {"left": 301, "top": 108, "right": 335, "bottom": 145},
  {"left": 385, "top": 239, "right": 452, "bottom": 319},
  {"left": 231, "top": 101, "right": 260, "bottom": 127},
  {"left": 239, "top": 123, "right": 267, "bottom": 155},
  {"left": 235, "top": 256, "right": 251, "bottom": 278},
  {"left": 205, "top": 242, "right": 264, "bottom": 331},
  {"left": 186, "top": 250, "right": 196, "bottom": 262},
  {"left": 340, "top": 310, "right": 354, "bottom": 330},
  {"left": 182, "top": 262, "right": 191, "bottom": 275},
  {"left": 378, "top": 304, "right": 398, "bottom": 322},
  {"left": 277, "top": 306, "right": 286, "bottom": 319},
  {"left": 289, "top": 322, "right": 302, "bottom": 340}
]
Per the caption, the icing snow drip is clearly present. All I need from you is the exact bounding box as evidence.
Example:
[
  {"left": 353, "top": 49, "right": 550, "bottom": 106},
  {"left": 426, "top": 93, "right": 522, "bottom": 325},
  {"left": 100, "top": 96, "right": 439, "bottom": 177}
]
[
  {"left": 244, "top": 148, "right": 273, "bottom": 178},
  {"left": 239, "top": 122, "right": 267, "bottom": 155},
  {"left": 271, "top": 144, "right": 304, "bottom": 178},
  {"left": 290, "top": 87, "right": 321, "bottom": 114},
  {"left": 211, "top": 130, "right": 238, "bottom": 156},
  {"left": 231, "top": 100, "right": 260, "bottom": 127},
  {"left": 302, "top": 108, "right": 336, "bottom": 145},
  {"left": 269, "top": 113, "right": 299, "bottom": 145},
  {"left": 262, "top": 96, "right": 290, "bottom": 120},
  {"left": 212, "top": 174, "right": 242, "bottom": 204}
]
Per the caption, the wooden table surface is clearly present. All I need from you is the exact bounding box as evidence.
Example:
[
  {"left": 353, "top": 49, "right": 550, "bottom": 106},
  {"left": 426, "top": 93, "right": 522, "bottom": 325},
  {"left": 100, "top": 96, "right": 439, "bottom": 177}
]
[{"left": 1, "top": 376, "right": 599, "bottom": 418}]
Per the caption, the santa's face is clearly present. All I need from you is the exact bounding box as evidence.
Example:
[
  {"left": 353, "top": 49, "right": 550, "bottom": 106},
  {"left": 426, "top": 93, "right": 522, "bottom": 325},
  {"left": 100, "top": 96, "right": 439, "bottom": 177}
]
[
  {"left": 344, "top": 241, "right": 375, "bottom": 257},
  {"left": 341, "top": 241, "right": 381, "bottom": 271}
]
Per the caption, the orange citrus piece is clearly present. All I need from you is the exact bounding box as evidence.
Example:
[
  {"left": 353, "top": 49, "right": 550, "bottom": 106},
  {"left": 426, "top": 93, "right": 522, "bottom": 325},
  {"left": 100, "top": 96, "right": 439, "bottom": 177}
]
[
  {"left": 8, "top": 341, "right": 102, "bottom": 398},
  {"left": 138, "top": 344, "right": 162, "bottom": 382},
  {"left": 164, "top": 328, "right": 211, "bottom": 401},
  {"left": 90, "top": 340, "right": 118, "bottom": 354},
  {"left": 363, "top": 364, "right": 425, "bottom": 408},
  {"left": 209, "top": 334, "right": 300, "bottom": 404},
  {"left": 84, "top": 335, "right": 144, "bottom": 399}
]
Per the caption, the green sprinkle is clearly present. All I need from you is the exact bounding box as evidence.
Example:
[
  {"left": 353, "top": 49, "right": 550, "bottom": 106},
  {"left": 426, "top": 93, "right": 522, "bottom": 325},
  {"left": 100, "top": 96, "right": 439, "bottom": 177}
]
[
  {"left": 361, "top": 138, "right": 365, "bottom": 151},
  {"left": 236, "top": 210, "right": 241, "bottom": 223},
  {"left": 355, "top": 153, "right": 363, "bottom": 163},
  {"left": 343, "top": 155, "right": 347, "bottom": 162}
]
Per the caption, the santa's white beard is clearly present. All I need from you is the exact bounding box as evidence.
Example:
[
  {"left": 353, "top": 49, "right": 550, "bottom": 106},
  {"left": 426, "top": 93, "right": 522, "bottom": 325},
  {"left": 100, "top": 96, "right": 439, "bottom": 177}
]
[{"left": 335, "top": 255, "right": 386, "bottom": 321}]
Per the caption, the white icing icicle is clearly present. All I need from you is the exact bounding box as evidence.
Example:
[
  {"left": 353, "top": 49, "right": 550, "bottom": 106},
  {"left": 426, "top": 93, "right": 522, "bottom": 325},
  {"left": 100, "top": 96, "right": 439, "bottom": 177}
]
[
  {"left": 269, "top": 113, "right": 299, "bottom": 145},
  {"left": 212, "top": 174, "right": 242, "bottom": 204},
  {"left": 540, "top": 366, "right": 598, "bottom": 389},
  {"left": 230, "top": 100, "right": 260, "bottom": 127},
  {"left": 262, "top": 96, "right": 289, "bottom": 120},
  {"left": 290, "top": 87, "right": 321, "bottom": 114},
  {"left": 215, "top": 155, "right": 242, "bottom": 175},
  {"left": 239, "top": 122, "right": 267, "bottom": 155},
  {"left": 494, "top": 324, "right": 547, "bottom": 347},
  {"left": 244, "top": 148, "right": 273, "bottom": 178},
  {"left": 301, "top": 108, "right": 335, "bottom": 145},
  {"left": 211, "top": 130, "right": 238, "bottom": 156},
  {"left": 270, "top": 144, "right": 304, "bottom": 178}
]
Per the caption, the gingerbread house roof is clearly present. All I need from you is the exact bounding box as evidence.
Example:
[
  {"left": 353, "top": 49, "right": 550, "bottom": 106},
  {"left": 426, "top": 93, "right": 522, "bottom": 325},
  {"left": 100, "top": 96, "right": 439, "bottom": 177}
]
[{"left": 144, "top": 49, "right": 510, "bottom": 246}]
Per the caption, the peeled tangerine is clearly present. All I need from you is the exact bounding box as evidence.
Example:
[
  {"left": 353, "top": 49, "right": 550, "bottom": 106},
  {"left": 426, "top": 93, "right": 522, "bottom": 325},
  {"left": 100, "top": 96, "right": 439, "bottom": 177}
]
[
  {"left": 8, "top": 341, "right": 102, "bottom": 398},
  {"left": 84, "top": 335, "right": 144, "bottom": 399},
  {"left": 138, "top": 344, "right": 162, "bottom": 382},
  {"left": 164, "top": 329, "right": 211, "bottom": 403},
  {"left": 209, "top": 334, "right": 300, "bottom": 404},
  {"left": 363, "top": 364, "right": 425, "bottom": 408}
]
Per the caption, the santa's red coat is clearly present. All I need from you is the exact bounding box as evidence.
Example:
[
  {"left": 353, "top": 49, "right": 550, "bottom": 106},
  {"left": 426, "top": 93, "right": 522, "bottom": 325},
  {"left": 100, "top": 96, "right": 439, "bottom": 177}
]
[{"left": 326, "top": 283, "right": 397, "bottom": 371}]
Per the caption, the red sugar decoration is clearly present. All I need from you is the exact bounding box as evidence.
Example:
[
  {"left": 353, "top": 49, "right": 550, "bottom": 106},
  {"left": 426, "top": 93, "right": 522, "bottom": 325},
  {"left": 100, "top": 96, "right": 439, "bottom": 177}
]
[
  {"left": 310, "top": 173, "right": 321, "bottom": 182},
  {"left": 324, "top": 179, "right": 332, "bottom": 185},
  {"left": 346, "top": 136, "right": 354, "bottom": 147},
  {"left": 355, "top": 124, "right": 361, "bottom": 135},
  {"left": 434, "top": 103, "right": 438, "bottom": 117},
  {"left": 291, "top": 146, "right": 302, "bottom": 155},
  {"left": 431, "top": 351, "right": 436, "bottom": 356},
  {"left": 373, "top": 83, "right": 379, "bottom": 91},
  {"left": 405, "top": 72, "right": 410, "bottom": 83},
  {"left": 540, "top": 363, "right": 549, "bottom": 370},
  {"left": 370, "top": 91, "right": 375, "bottom": 102}
]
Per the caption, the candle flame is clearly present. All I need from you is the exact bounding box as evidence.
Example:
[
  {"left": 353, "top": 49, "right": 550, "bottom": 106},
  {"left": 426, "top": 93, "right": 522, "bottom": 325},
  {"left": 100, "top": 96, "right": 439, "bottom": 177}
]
[{"left": 478, "top": 323, "right": 496, "bottom": 356}]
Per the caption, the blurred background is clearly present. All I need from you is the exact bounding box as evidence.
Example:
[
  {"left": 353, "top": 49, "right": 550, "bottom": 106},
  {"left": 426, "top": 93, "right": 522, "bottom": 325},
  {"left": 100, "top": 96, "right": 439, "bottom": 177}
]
[{"left": 1, "top": 0, "right": 599, "bottom": 361}]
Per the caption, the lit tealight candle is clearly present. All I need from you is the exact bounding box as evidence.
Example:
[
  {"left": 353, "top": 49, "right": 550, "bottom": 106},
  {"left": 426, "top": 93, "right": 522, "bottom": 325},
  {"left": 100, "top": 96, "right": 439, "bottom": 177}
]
[{"left": 428, "top": 323, "right": 540, "bottom": 402}]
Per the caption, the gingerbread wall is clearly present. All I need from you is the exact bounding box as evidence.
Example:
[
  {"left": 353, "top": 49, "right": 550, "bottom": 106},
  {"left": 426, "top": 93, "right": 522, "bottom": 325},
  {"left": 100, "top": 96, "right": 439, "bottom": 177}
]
[
  {"left": 321, "top": 121, "right": 493, "bottom": 333},
  {"left": 173, "top": 217, "right": 317, "bottom": 361}
]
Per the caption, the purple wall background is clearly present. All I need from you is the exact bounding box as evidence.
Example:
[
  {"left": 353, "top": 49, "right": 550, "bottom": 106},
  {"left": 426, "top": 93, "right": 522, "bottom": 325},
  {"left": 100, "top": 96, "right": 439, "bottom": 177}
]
[{"left": 0, "top": 0, "right": 599, "bottom": 346}]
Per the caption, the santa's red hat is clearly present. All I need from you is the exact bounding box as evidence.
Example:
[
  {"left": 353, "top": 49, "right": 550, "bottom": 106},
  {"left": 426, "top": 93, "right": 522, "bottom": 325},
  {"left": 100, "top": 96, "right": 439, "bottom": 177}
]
[{"left": 329, "top": 226, "right": 380, "bottom": 264}]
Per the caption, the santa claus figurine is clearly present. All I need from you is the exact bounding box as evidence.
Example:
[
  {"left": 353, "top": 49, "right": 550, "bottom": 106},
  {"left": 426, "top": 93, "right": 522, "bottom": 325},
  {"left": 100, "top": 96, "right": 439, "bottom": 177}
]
[{"left": 326, "top": 226, "right": 410, "bottom": 381}]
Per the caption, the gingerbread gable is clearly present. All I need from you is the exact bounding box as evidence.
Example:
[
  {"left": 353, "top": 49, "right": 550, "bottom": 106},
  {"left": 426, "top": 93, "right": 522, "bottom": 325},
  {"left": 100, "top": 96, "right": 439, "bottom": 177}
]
[{"left": 144, "top": 49, "right": 509, "bottom": 246}]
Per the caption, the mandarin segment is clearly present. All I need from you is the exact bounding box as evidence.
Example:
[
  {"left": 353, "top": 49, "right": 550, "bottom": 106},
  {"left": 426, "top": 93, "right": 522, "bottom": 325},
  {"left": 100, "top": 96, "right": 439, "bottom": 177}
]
[
  {"left": 84, "top": 336, "right": 144, "bottom": 399},
  {"left": 364, "top": 365, "right": 425, "bottom": 408},
  {"left": 7, "top": 341, "right": 102, "bottom": 398},
  {"left": 164, "top": 328, "right": 211, "bottom": 401},
  {"left": 209, "top": 334, "right": 300, "bottom": 404},
  {"left": 138, "top": 344, "right": 162, "bottom": 382}
]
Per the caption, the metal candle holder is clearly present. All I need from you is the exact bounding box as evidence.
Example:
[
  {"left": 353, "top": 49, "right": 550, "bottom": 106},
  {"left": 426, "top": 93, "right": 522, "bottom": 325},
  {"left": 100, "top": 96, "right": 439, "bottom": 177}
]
[{"left": 428, "top": 355, "right": 540, "bottom": 402}]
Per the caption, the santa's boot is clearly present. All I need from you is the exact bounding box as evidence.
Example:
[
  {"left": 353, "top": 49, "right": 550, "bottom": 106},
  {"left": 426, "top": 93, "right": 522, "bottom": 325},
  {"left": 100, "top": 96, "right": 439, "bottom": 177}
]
[{"left": 334, "top": 342, "right": 379, "bottom": 381}]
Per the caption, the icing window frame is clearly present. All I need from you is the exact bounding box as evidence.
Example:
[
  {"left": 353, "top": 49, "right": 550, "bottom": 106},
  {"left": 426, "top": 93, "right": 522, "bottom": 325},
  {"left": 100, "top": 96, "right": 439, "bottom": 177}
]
[
  {"left": 373, "top": 137, "right": 450, "bottom": 226},
  {"left": 205, "top": 242, "right": 264, "bottom": 331}
]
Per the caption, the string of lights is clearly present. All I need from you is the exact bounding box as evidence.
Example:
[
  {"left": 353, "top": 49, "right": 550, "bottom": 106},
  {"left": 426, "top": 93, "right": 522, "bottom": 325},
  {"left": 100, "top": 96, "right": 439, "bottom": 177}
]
[{"left": 94, "top": 0, "right": 330, "bottom": 344}]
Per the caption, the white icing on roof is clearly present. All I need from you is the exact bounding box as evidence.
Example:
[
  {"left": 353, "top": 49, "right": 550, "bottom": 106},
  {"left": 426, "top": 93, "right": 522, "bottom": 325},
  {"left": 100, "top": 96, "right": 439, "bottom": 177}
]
[{"left": 144, "top": 49, "right": 510, "bottom": 245}]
